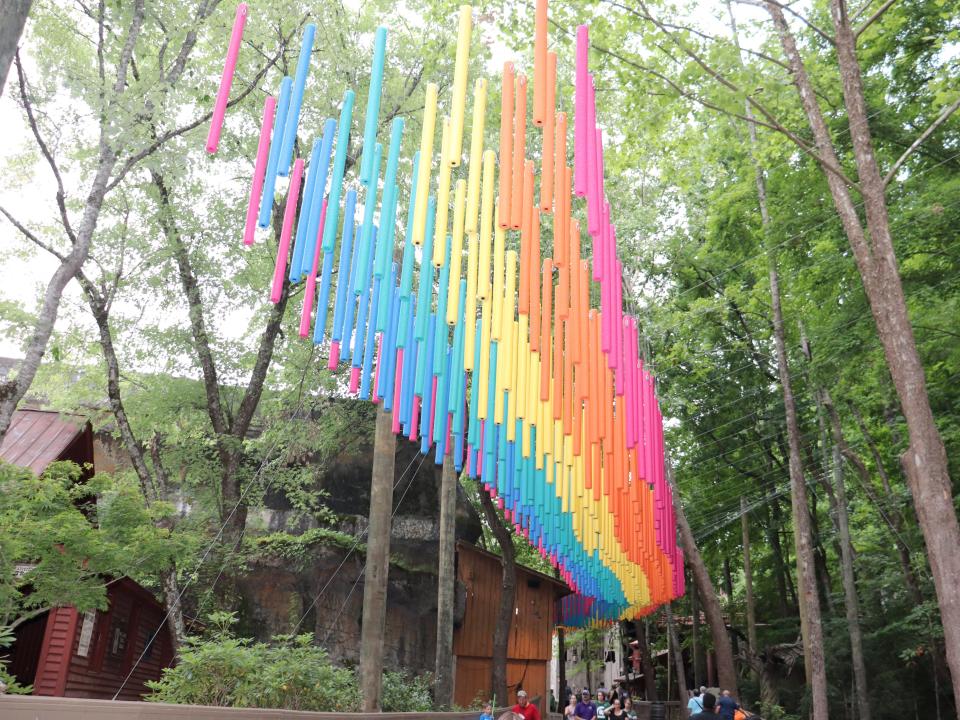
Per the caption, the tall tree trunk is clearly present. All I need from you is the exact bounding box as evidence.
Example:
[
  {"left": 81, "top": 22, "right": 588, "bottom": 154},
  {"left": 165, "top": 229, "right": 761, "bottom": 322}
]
[
  {"left": 741, "top": 497, "right": 758, "bottom": 664},
  {"left": 722, "top": 558, "right": 740, "bottom": 660},
  {"left": 359, "top": 407, "right": 397, "bottom": 712},
  {"left": 638, "top": 619, "right": 658, "bottom": 701},
  {"left": 666, "top": 604, "right": 688, "bottom": 699},
  {"left": 434, "top": 455, "right": 457, "bottom": 708},
  {"left": 768, "top": 253, "right": 829, "bottom": 719},
  {"left": 691, "top": 573, "right": 704, "bottom": 688},
  {"left": 767, "top": 2, "right": 960, "bottom": 699},
  {"left": 829, "top": 444, "right": 871, "bottom": 720},
  {"left": 669, "top": 465, "right": 738, "bottom": 695},
  {"left": 0, "top": 0, "right": 32, "bottom": 97},
  {"left": 479, "top": 488, "right": 516, "bottom": 708}
]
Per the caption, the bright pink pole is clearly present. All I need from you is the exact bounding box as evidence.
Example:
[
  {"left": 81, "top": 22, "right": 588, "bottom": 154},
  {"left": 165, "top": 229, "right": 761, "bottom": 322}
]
[
  {"left": 349, "top": 366, "right": 361, "bottom": 394},
  {"left": 246, "top": 95, "right": 276, "bottom": 246},
  {"left": 574, "top": 25, "right": 589, "bottom": 197},
  {"left": 206, "top": 3, "right": 248, "bottom": 154},
  {"left": 409, "top": 396, "right": 420, "bottom": 440},
  {"left": 298, "top": 199, "right": 327, "bottom": 337},
  {"left": 585, "top": 78, "right": 599, "bottom": 235},
  {"left": 270, "top": 155, "right": 301, "bottom": 301},
  {"left": 327, "top": 341, "right": 341, "bottom": 370}
]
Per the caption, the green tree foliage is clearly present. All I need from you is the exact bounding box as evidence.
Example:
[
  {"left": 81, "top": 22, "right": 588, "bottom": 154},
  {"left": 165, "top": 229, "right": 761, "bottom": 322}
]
[{"left": 146, "top": 612, "right": 432, "bottom": 712}]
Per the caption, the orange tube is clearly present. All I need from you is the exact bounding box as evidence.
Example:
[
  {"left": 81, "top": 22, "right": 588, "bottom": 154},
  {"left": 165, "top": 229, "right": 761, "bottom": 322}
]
[
  {"left": 539, "top": 259, "right": 553, "bottom": 400},
  {"left": 554, "top": 111, "right": 567, "bottom": 219},
  {"left": 553, "top": 290, "right": 563, "bottom": 421},
  {"left": 510, "top": 74, "right": 527, "bottom": 230},
  {"left": 578, "top": 260, "right": 589, "bottom": 376},
  {"left": 529, "top": 212, "right": 541, "bottom": 352},
  {"left": 519, "top": 160, "right": 534, "bottom": 315},
  {"left": 590, "top": 311, "right": 602, "bottom": 442},
  {"left": 533, "top": 0, "right": 548, "bottom": 127},
  {"left": 573, "top": 367, "right": 583, "bottom": 457},
  {"left": 604, "top": 362, "right": 614, "bottom": 453},
  {"left": 569, "top": 218, "right": 581, "bottom": 364},
  {"left": 498, "top": 62, "right": 514, "bottom": 230},
  {"left": 540, "top": 52, "right": 557, "bottom": 211}
]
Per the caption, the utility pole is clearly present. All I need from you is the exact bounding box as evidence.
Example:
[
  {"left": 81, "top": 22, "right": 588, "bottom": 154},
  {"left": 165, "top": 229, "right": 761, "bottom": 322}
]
[
  {"left": 434, "top": 454, "right": 457, "bottom": 707},
  {"left": 359, "top": 406, "right": 397, "bottom": 711}
]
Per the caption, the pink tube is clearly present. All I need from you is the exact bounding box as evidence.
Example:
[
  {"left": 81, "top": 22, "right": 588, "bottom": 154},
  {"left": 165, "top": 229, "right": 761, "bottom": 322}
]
[
  {"left": 409, "top": 395, "right": 420, "bottom": 440},
  {"left": 574, "top": 25, "right": 589, "bottom": 197},
  {"left": 327, "top": 341, "right": 341, "bottom": 370},
  {"left": 372, "top": 335, "right": 382, "bottom": 404},
  {"left": 270, "top": 154, "right": 301, "bottom": 301},
  {"left": 246, "top": 95, "right": 276, "bottom": 246},
  {"left": 206, "top": 3, "right": 248, "bottom": 154},
  {"left": 585, "top": 78, "right": 599, "bottom": 234},
  {"left": 349, "top": 366, "right": 361, "bottom": 394},
  {"left": 298, "top": 199, "right": 327, "bottom": 337},
  {"left": 392, "top": 351, "right": 403, "bottom": 433}
]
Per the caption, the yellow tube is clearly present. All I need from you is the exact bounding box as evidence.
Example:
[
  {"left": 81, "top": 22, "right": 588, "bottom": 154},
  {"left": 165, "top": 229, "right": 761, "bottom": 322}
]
[
  {"left": 503, "top": 249, "right": 517, "bottom": 356},
  {"left": 477, "top": 149, "right": 495, "bottom": 299},
  {"left": 477, "top": 298, "right": 491, "bottom": 420},
  {"left": 432, "top": 117, "right": 453, "bottom": 267},
  {"left": 448, "top": 5, "right": 472, "bottom": 166},
  {"left": 527, "top": 351, "right": 538, "bottom": 424},
  {"left": 412, "top": 83, "right": 438, "bottom": 245},
  {"left": 516, "top": 315, "right": 528, "bottom": 419},
  {"left": 446, "top": 179, "right": 467, "bottom": 324},
  {"left": 465, "top": 78, "right": 487, "bottom": 234},
  {"left": 491, "top": 210, "right": 505, "bottom": 342},
  {"left": 464, "top": 230, "right": 478, "bottom": 369}
]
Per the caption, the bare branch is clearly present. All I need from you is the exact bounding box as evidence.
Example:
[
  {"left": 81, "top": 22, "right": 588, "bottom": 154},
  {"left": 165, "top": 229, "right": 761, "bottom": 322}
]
[
  {"left": 14, "top": 53, "right": 76, "bottom": 244},
  {"left": 0, "top": 206, "right": 66, "bottom": 261},
  {"left": 855, "top": 0, "right": 898, "bottom": 37},
  {"left": 883, "top": 95, "right": 960, "bottom": 187}
]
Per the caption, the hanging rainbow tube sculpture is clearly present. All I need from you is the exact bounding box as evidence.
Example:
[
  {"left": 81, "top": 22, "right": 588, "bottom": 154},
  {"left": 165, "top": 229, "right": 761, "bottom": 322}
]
[{"left": 213, "top": 0, "right": 684, "bottom": 625}]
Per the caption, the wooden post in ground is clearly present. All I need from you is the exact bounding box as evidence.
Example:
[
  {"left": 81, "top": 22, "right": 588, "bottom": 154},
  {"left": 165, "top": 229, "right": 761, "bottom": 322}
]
[
  {"left": 434, "top": 454, "right": 457, "bottom": 708},
  {"left": 359, "top": 406, "right": 397, "bottom": 712}
]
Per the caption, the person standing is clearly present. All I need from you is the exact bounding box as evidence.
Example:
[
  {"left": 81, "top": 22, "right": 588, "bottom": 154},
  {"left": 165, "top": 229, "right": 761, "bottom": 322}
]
[
  {"left": 564, "top": 693, "right": 579, "bottom": 718},
  {"left": 596, "top": 689, "right": 609, "bottom": 719},
  {"left": 687, "top": 689, "right": 705, "bottom": 716},
  {"left": 575, "top": 689, "right": 598, "bottom": 720},
  {"left": 690, "top": 693, "right": 719, "bottom": 720},
  {"left": 608, "top": 698, "right": 627, "bottom": 718},
  {"left": 717, "top": 690, "right": 740, "bottom": 720},
  {"left": 512, "top": 689, "right": 541, "bottom": 720},
  {"left": 623, "top": 698, "right": 637, "bottom": 720},
  {"left": 479, "top": 702, "right": 494, "bottom": 720}
]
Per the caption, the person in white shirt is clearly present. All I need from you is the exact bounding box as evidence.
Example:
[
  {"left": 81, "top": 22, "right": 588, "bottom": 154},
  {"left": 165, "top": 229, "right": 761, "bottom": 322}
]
[{"left": 687, "top": 690, "right": 705, "bottom": 716}]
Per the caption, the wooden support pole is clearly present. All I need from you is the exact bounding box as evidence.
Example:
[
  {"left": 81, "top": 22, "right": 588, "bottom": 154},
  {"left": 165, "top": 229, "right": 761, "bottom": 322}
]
[
  {"left": 359, "top": 406, "right": 397, "bottom": 712},
  {"left": 434, "top": 454, "right": 458, "bottom": 708}
]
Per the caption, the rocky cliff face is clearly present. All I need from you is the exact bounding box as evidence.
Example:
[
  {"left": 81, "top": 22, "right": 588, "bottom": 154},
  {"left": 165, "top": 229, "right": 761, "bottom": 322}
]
[{"left": 240, "top": 402, "right": 482, "bottom": 675}]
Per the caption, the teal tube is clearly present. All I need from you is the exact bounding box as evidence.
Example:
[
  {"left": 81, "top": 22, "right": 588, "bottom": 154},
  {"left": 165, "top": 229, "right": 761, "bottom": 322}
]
[
  {"left": 320, "top": 90, "right": 355, "bottom": 254},
  {"left": 354, "top": 143, "right": 383, "bottom": 297},
  {"left": 412, "top": 196, "right": 437, "bottom": 341},
  {"left": 360, "top": 27, "right": 388, "bottom": 185},
  {"left": 372, "top": 117, "right": 406, "bottom": 283}
]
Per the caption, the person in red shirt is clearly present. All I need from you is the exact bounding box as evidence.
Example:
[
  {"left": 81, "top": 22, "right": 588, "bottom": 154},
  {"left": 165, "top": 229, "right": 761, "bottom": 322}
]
[{"left": 512, "top": 689, "right": 542, "bottom": 720}]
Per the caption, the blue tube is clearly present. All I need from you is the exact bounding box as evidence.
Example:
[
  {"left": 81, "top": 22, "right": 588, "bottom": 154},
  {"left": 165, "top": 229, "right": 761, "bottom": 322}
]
[
  {"left": 277, "top": 24, "right": 317, "bottom": 178},
  {"left": 297, "top": 119, "right": 337, "bottom": 279},
  {"left": 331, "top": 191, "right": 358, "bottom": 345},
  {"left": 433, "top": 237, "right": 452, "bottom": 373},
  {"left": 352, "top": 227, "right": 377, "bottom": 369},
  {"left": 258, "top": 76, "right": 293, "bottom": 229},
  {"left": 360, "top": 277, "right": 382, "bottom": 400},
  {"left": 434, "top": 346, "right": 452, "bottom": 464},
  {"left": 320, "top": 90, "right": 356, "bottom": 255},
  {"left": 360, "top": 27, "right": 388, "bottom": 184},
  {"left": 289, "top": 137, "right": 321, "bottom": 282},
  {"left": 400, "top": 309, "right": 418, "bottom": 427},
  {"left": 340, "top": 233, "right": 361, "bottom": 362},
  {"left": 418, "top": 313, "right": 437, "bottom": 454},
  {"left": 312, "top": 249, "right": 336, "bottom": 345},
  {"left": 376, "top": 263, "right": 399, "bottom": 401},
  {"left": 467, "top": 316, "right": 482, "bottom": 448},
  {"left": 450, "top": 279, "right": 467, "bottom": 417},
  {"left": 382, "top": 286, "right": 401, "bottom": 411},
  {"left": 396, "top": 152, "right": 420, "bottom": 293},
  {"left": 412, "top": 197, "right": 437, "bottom": 342},
  {"left": 483, "top": 344, "right": 498, "bottom": 480}
]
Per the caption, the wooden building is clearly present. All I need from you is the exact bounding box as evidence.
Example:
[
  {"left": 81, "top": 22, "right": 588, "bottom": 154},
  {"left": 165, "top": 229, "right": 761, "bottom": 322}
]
[
  {"left": 8, "top": 578, "right": 175, "bottom": 699},
  {"left": 3, "top": 408, "right": 176, "bottom": 699},
  {"left": 454, "top": 541, "right": 570, "bottom": 712}
]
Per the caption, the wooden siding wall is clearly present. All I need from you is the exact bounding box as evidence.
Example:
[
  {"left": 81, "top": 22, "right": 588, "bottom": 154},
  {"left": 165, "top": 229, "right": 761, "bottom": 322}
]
[
  {"left": 62, "top": 583, "right": 174, "bottom": 700},
  {"left": 8, "top": 611, "right": 48, "bottom": 687},
  {"left": 33, "top": 607, "right": 80, "bottom": 696},
  {"left": 454, "top": 548, "right": 554, "bottom": 660},
  {"left": 453, "top": 547, "right": 557, "bottom": 712}
]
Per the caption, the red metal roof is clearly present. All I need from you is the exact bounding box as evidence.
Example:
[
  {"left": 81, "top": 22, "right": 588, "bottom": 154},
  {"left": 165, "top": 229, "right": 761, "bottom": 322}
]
[{"left": 0, "top": 409, "right": 89, "bottom": 475}]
